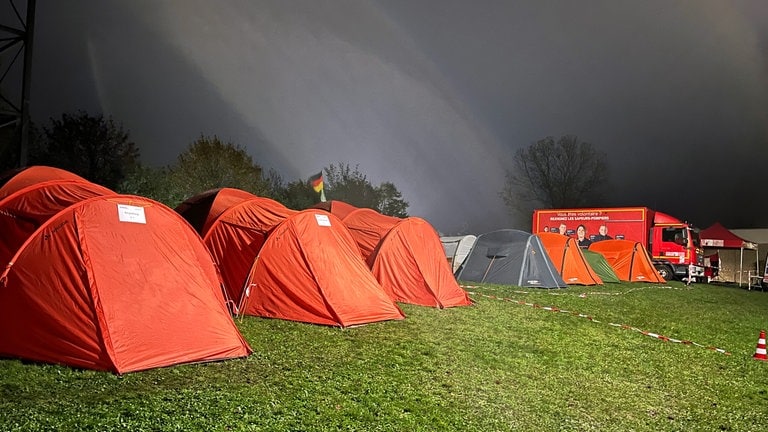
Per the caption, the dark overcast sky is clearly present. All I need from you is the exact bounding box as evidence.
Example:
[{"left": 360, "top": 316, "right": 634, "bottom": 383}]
[{"left": 14, "top": 0, "right": 768, "bottom": 234}]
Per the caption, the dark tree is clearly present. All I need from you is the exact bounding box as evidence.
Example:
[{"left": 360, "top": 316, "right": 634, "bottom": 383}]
[
  {"left": 263, "top": 168, "right": 317, "bottom": 210},
  {"left": 324, "top": 163, "right": 379, "bottom": 209},
  {"left": 376, "top": 181, "right": 408, "bottom": 218},
  {"left": 31, "top": 111, "right": 140, "bottom": 189},
  {"left": 119, "top": 135, "right": 270, "bottom": 207},
  {"left": 117, "top": 164, "right": 176, "bottom": 205},
  {"left": 324, "top": 162, "right": 409, "bottom": 217},
  {"left": 501, "top": 135, "right": 609, "bottom": 217},
  {"left": 165, "top": 135, "right": 270, "bottom": 206},
  {"left": 283, "top": 179, "right": 319, "bottom": 210}
]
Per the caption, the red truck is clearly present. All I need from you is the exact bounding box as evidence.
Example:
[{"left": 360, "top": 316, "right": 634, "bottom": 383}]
[{"left": 532, "top": 207, "right": 706, "bottom": 282}]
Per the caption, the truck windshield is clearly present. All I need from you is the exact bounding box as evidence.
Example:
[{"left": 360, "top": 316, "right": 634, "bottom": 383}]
[
  {"left": 661, "top": 227, "right": 687, "bottom": 245},
  {"left": 689, "top": 230, "right": 701, "bottom": 247}
]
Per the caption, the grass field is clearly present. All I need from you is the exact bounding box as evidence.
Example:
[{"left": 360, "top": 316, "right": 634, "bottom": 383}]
[{"left": 1, "top": 281, "right": 767, "bottom": 431}]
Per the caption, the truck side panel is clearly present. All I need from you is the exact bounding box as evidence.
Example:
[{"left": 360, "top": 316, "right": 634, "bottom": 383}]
[{"left": 532, "top": 207, "right": 652, "bottom": 247}]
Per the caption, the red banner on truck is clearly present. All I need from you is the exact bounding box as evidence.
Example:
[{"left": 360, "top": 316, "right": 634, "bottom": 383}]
[{"left": 532, "top": 207, "right": 652, "bottom": 246}]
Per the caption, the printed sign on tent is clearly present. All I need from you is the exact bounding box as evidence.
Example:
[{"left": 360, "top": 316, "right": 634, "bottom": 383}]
[
  {"left": 117, "top": 204, "right": 147, "bottom": 224},
  {"left": 315, "top": 214, "right": 331, "bottom": 226}
]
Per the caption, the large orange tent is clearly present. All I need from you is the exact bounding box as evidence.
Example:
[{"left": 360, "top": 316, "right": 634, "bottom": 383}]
[
  {"left": 589, "top": 239, "right": 665, "bottom": 283},
  {"left": 0, "top": 195, "right": 251, "bottom": 374},
  {"left": 537, "top": 232, "right": 603, "bottom": 285},
  {"left": 240, "top": 210, "right": 406, "bottom": 327},
  {"left": 0, "top": 178, "right": 114, "bottom": 264},
  {"left": 178, "top": 192, "right": 403, "bottom": 326}
]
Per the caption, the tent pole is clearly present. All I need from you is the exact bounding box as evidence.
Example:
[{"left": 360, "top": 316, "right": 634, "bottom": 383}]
[
  {"left": 481, "top": 257, "right": 495, "bottom": 283},
  {"left": 739, "top": 247, "right": 744, "bottom": 286}
]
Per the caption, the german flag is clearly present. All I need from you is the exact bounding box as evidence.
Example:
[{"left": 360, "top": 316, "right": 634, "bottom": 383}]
[{"left": 309, "top": 171, "right": 323, "bottom": 193}]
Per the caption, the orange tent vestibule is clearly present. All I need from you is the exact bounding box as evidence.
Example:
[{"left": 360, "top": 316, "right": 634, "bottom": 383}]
[
  {"left": 538, "top": 232, "right": 603, "bottom": 285},
  {"left": 589, "top": 239, "right": 665, "bottom": 283}
]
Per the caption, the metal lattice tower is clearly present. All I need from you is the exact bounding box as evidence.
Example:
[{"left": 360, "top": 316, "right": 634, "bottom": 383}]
[{"left": 0, "top": 0, "right": 35, "bottom": 167}]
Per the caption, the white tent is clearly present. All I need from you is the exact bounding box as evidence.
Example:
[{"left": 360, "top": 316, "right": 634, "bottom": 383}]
[{"left": 441, "top": 235, "right": 477, "bottom": 274}]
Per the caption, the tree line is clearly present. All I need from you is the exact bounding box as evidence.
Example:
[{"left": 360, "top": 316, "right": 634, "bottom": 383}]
[
  {"left": 2, "top": 111, "right": 610, "bottom": 229},
  {"left": 0, "top": 111, "right": 410, "bottom": 217}
]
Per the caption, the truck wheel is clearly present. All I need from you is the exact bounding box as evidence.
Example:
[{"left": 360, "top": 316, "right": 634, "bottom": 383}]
[{"left": 655, "top": 265, "right": 674, "bottom": 281}]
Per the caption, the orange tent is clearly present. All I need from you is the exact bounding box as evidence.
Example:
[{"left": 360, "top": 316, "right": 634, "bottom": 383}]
[
  {"left": 0, "top": 178, "right": 114, "bottom": 264},
  {"left": 0, "top": 165, "right": 90, "bottom": 199},
  {"left": 178, "top": 193, "right": 403, "bottom": 327},
  {"left": 589, "top": 239, "right": 665, "bottom": 283},
  {"left": 175, "top": 187, "right": 257, "bottom": 235},
  {"left": 537, "top": 232, "right": 603, "bottom": 285},
  {"left": 312, "top": 200, "right": 359, "bottom": 221},
  {"left": 0, "top": 195, "right": 251, "bottom": 374},
  {"left": 240, "top": 210, "right": 405, "bottom": 327},
  {"left": 321, "top": 204, "right": 471, "bottom": 308},
  {"left": 187, "top": 195, "right": 297, "bottom": 304},
  {"left": 369, "top": 217, "right": 473, "bottom": 308},
  {"left": 340, "top": 208, "right": 401, "bottom": 261}
]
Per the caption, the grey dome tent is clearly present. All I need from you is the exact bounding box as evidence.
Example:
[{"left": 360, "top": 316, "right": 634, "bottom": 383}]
[{"left": 457, "top": 229, "right": 567, "bottom": 288}]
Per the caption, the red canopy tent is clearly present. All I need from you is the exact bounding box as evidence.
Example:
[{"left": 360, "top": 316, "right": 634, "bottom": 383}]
[{"left": 700, "top": 222, "right": 759, "bottom": 285}]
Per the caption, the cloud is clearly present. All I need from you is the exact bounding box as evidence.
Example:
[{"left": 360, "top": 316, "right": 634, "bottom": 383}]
[{"left": 29, "top": 0, "right": 768, "bottom": 233}]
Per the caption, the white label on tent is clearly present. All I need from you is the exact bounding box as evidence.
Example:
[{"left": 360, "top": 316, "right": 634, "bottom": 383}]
[
  {"left": 315, "top": 214, "right": 331, "bottom": 226},
  {"left": 117, "top": 204, "right": 147, "bottom": 224},
  {"left": 701, "top": 239, "right": 724, "bottom": 247}
]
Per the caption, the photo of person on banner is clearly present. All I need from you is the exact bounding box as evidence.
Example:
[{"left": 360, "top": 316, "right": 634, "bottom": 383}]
[
  {"left": 593, "top": 224, "right": 612, "bottom": 242},
  {"left": 576, "top": 224, "right": 591, "bottom": 248}
]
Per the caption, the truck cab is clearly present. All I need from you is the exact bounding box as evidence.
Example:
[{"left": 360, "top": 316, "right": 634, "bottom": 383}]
[{"left": 649, "top": 221, "right": 705, "bottom": 282}]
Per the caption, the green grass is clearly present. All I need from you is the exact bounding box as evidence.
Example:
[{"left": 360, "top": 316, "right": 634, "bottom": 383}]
[{"left": 2, "top": 281, "right": 768, "bottom": 431}]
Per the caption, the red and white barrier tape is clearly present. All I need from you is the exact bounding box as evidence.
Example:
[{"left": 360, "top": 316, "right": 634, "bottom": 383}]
[
  {"left": 462, "top": 284, "right": 692, "bottom": 296},
  {"left": 465, "top": 290, "right": 731, "bottom": 356}
]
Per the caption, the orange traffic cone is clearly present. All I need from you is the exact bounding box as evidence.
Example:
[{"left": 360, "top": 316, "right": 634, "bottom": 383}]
[{"left": 754, "top": 330, "right": 767, "bottom": 361}]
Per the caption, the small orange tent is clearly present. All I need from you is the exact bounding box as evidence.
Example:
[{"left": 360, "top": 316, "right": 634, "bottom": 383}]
[
  {"left": 0, "top": 178, "right": 114, "bottom": 264},
  {"left": 589, "top": 240, "right": 665, "bottom": 283},
  {"left": 0, "top": 195, "right": 251, "bottom": 374},
  {"left": 312, "top": 200, "right": 359, "bottom": 221},
  {"left": 537, "top": 232, "right": 603, "bottom": 285},
  {"left": 175, "top": 187, "right": 257, "bottom": 235},
  {"left": 240, "top": 210, "right": 406, "bottom": 327},
  {"left": 328, "top": 206, "right": 471, "bottom": 308},
  {"left": 340, "top": 208, "right": 401, "bottom": 260},
  {"left": 369, "top": 217, "right": 473, "bottom": 308}
]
